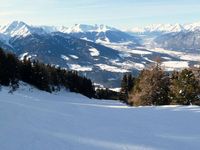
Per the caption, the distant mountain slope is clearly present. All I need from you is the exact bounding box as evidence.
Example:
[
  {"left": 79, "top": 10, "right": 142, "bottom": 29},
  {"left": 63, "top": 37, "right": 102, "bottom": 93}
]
[
  {"left": 9, "top": 32, "right": 122, "bottom": 64},
  {"left": 65, "top": 24, "right": 141, "bottom": 44},
  {"left": 154, "top": 30, "right": 200, "bottom": 51}
]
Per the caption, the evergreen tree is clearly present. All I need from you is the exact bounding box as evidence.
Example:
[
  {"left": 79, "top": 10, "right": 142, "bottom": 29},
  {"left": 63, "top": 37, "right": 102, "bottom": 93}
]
[
  {"left": 96, "top": 88, "right": 119, "bottom": 100},
  {"left": 129, "top": 63, "right": 170, "bottom": 106},
  {"left": 120, "top": 74, "right": 135, "bottom": 103},
  {"left": 6, "top": 53, "right": 19, "bottom": 90},
  {"left": 170, "top": 69, "right": 199, "bottom": 105},
  {"left": 121, "top": 74, "right": 128, "bottom": 92},
  {"left": 0, "top": 49, "right": 19, "bottom": 88},
  {"left": 0, "top": 48, "right": 8, "bottom": 85}
]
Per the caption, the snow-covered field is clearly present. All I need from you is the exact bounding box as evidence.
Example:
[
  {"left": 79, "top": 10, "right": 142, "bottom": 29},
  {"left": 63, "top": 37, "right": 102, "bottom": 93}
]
[
  {"left": 68, "top": 64, "right": 93, "bottom": 72},
  {"left": 0, "top": 84, "right": 200, "bottom": 150}
]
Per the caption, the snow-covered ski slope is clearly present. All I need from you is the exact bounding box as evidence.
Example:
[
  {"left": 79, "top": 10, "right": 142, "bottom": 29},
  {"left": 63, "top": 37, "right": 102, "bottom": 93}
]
[{"left": 0, "top": 84, "right": 200, "bottom": 150}]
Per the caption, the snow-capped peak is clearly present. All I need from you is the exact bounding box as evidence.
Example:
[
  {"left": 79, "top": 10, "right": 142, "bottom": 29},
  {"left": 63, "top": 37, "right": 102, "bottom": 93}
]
[
  {"left": 64, "top": 24, "right": 117, "bottom": 33},
  {"left": 0, "top": 21, "right": 31, "bottom": 37},
  {"left": 66, "top": 24, "right": 94, "bottom": 33},
  {"left": 172, "top": 23, "right": 184, "bottom": 32},
  {"left": 0, "top": 21, "right": 119, "bottom": 39},
  {"left": 95, "top": 24, "right": 117, "bottom": 32},
  {"left": 130, "top": 21, "right": 200, "bottom": 33},
  {"left": 130, "top": 23, "right": 184, "bottom": 33},
  {"left": 0, "top": 21, "right": 50, "bottom": 38},
  {"left": 183, "top": 21, "right": 200, "bottom": 31}
]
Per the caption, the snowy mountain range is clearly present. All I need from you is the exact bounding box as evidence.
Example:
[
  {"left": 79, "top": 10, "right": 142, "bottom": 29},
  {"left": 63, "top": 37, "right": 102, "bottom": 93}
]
[
  {"left": 130, "top": 22, "right": 200, "bottom": 33},
  {"left": 0, "top": 21, "right": 119, "bottom": 38},
  {"left": 0, "top": 21, "right": 140, "bottom": 44},
  {"left": 40, "top": 24, "right": 118, "bottom": 34},
  {"left": 0, "top": 21, "right": 200, "bottom": 88},
  {"left": 130, "top": 22, "right": 200, "bottom": 52}
]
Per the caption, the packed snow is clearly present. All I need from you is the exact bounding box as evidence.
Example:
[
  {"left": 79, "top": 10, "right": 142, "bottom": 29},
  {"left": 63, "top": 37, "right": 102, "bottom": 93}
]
[{"left": 0, "top": 84, "right": 200, "bottom": 150}]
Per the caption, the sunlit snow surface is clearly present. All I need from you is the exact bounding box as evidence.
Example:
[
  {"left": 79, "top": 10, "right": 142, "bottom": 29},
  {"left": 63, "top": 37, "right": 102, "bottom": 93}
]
[
  {"left": 0, "top": 83, "right": 200, "bottom": 150},
  {"left": 89, "top": 47, "right": 100, "bottom": 57},
  {"left": 68, "top": 64, "right": 93, "bottom": 72}
]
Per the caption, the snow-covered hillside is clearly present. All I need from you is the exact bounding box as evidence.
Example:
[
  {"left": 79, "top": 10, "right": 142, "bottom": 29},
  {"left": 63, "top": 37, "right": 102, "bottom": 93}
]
[{"left": 1, "top": 84, "right": 200, "bottom": 150}]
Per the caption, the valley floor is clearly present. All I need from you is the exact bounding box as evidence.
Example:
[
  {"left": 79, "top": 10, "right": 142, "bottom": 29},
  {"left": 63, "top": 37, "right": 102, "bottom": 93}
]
[{"left": 0, "top": 84, "right": 200, "bottom": 150}]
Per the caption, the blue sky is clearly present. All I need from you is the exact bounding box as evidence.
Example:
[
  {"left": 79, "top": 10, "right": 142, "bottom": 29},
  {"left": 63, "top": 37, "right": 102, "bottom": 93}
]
[{"left": 0, "top": 0, "right": 200, "bottom": 29}]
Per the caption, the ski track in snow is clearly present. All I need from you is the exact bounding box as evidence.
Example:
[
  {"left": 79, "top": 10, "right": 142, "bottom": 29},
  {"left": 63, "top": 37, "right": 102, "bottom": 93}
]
[{"left": 0, "top": 84, "right": 200, "bottom": 150}]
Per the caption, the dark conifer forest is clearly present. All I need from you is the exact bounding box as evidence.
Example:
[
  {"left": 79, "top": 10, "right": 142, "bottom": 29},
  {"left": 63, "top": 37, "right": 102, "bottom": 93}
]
[{"left": 0, "top": 48, "right": 95, "bottom": 98}]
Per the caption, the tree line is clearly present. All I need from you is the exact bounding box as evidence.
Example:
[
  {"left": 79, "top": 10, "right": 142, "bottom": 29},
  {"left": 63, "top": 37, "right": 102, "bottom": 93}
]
[
  {"left": 1, "top": 47, "right": 200, "bottom": 105},
  {"left": 0, "top": 48, "right": 95, "bottom": 98},
  {"left": 120, "top": 62, "right": 200, "bottom": 106}
]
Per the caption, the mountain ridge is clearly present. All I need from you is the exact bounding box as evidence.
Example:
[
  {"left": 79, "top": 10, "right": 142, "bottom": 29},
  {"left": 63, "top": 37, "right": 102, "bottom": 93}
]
[{"left": 129, "top": 21, "right": 200, "bottom": 33}]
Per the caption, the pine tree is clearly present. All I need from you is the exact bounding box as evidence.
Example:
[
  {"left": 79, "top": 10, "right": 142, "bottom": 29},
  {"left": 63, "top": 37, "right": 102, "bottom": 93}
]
[
  {"left": 127, "top": 74, "right": 135, "bottom": 92},
  {"left": 0, "top": 48, "right": 8, "bottom": 85},
  {"left": 6, "top": 53, "right": 19, "bottom": 90},
  {"left": 121, "top": 74, "right": 128, "bottom": 92},
  {"left": 0, "top": 49, "right": 19, "bottom": 87},
  {"left": 31, "top": 61, "right": 50, "bottom": 92},
  {"left": 170, "top": 69, "right": 199, "bottom": 105},
  {"left": 129, "top": 63, "right": 170, "bottom": 106}
]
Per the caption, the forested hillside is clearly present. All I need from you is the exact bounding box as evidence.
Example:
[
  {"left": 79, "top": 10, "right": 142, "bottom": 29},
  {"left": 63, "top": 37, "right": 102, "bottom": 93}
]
[{"left": 0, "top": 48, "right": 95, "bottom": 98}]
